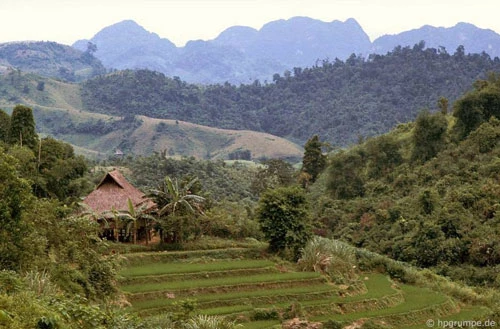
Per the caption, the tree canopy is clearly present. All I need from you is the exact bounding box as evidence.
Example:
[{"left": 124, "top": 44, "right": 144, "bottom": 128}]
[
  {"left": 256, "top": 186, "right": 312, "bottom": 260},
  {"left": 8, "top": 104, "right": 38, "bottom": 150}
]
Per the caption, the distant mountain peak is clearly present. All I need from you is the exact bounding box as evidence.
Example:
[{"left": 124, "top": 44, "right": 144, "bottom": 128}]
[
  {"left": 92, "top": 19, "right": 167, "bottom": 44},
  {"left": 71, "top": 17, "right": 500, "bottom": 84},
  {"left": 372, "top": 22, "right": 500, "bottom": 57},
  {"left": 343, "top": 17, "right": 362, "bottom": 28}
]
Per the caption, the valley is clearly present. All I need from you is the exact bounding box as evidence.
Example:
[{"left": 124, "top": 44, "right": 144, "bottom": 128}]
[{"left": 2, "top": 14, "right": 500, "bottom": 329}]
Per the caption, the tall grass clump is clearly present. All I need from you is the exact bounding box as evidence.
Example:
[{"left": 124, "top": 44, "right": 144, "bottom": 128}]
[
  {"left": 297, "top": 237, "right": 358, "bottom": 284},
  {"left": 183, "top": 314, "right": 241, "bottom": 329},
  {"left": 23, "top": 270, "right": 60, "bottom": 297}
]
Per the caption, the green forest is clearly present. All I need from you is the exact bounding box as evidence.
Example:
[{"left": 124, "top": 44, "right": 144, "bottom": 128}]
[
  {"left": 82, "top": 43, "right": 500, "bottom": 146},
  {"left": 4, "top": 44, "right": 500, "bottom": 328}
]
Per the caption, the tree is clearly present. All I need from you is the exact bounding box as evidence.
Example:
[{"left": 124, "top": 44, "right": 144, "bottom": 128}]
[
  {"left": 148, "top": 176, "right": 205, "bottom": 243},
  {"left": 411, "top": 110, "right": 448, "bottom": 163},
  {"left": 452, "top": 75, "right": 500, "bottom": 140},
  {"left": 365, "top": 135, "right": 402, "bottom": 179},
  {"left": 327, "top": 150, "right": 365, "bottom": 199},
  {"left": 0, "top": 109, "right": 10, "bottom": 143},
  {"left": 251, "top": 159, "right": 296, "bottom": 195},
  {"left": 42, "top": 138, "right": 88, "bottom": 199},
  {"left": 437, "top": 97, "right": 449, "bottom": 115},
  {"left": 113, "top": 198, "right": 155, "bottom": 245},
  {"left": 8, "top": 105, "right": 38, "bottom": 150},
  {"left": 0, "top": 148, "right": 33, "bottom": 270},
  {"left": 256, "top": 186, "right": 312, "bottom": 260},
  {"left": 301, "top": 135, "right": 327, "bottom": 185}
]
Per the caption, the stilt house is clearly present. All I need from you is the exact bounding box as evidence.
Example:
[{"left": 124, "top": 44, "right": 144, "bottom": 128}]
[{"left": 82, "top": 169, "right": 156, "bottom": 242}]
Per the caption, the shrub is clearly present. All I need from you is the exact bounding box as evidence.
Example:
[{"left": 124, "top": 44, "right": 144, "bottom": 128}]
[
  {"left": 251, "top": 307, "right": 281, "bottom": 321},
  {"left": 283, "top": 302, "right": 305, "bottom": 320},
  {"left": 0, "top": 270, "right": 23, "bottom": 294}
]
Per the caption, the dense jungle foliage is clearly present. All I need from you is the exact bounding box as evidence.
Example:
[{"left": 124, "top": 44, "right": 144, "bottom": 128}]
[
  {"left": 309, "top": 74, "right": 500, "bottom": 288},
  {"left": 82, "top": 43, "right": 500, "bottom": 146}
]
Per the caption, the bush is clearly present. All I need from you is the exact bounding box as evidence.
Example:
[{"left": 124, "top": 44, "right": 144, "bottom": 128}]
[
  {"left": 283, "top": 302, "right": 304, "bottom": 320},
  {"left": 324, "top": 320, "right": 343, "bottom": 329},
  {"left": 355, "top": 248, "right": 418, "bottom": 284},
  {"left": 0, "top": 271, "right": 23, "bottom": 294},
  {"left": 251, "top": 307, "right": 281, "bottom": 321}
]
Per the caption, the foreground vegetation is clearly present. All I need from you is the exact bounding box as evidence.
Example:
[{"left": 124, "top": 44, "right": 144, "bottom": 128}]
[{"left": 3, "top": 54, "right": 500, "bottom": 328}]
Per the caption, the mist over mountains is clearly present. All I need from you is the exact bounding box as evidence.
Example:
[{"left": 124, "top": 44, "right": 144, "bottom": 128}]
[{"left": 73, "top": 17, "right": 500, "bottom": 84}]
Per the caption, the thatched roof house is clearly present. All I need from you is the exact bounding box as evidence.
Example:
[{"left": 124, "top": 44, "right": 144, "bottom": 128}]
[
  {"left": 83, "top": 169, "right": 156, "bottom": 242},
  {"left": 83, "top": 169, "right": 155, "bottom": 214}
]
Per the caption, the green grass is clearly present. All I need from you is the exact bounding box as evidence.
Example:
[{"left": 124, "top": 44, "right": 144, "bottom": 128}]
[
  {"left": 200, "top": 304, "right": 254, "bottom": 315},
  {"left": 122, "top": 247, "right": 266, "bottom": 266},
  {"left": 130, "top": 273, "right": 401, "bottom": 326},
  {"left": 314, "top": 284, "right": 449, "bottom": 322},
  {"left": 130, "top": 283, "right": 337, "bottom": 311},
  {"left": 341, "top": 274, "right": 396, "bottom": 302},
  {"left": 403, "top": 305, "right": 492, "bottom": 329},
  {"left": 122, "top": 271, "right": 322, "bottom": 294},
  {"left": 120, "top": 259, "right": 275, "bottom": 277}
]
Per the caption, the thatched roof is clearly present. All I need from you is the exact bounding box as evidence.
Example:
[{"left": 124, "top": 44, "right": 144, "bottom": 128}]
[{"left": 83, "top": 169, "right": 155, "bottom": 214}]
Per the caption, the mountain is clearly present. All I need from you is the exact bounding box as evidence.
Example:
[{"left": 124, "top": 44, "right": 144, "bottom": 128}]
[
  {"left": 73, "top": 18, "right": 372, "bottom": 84},
  {"left": 372, "top": 22, "right": 500, "bottom": 57},
  {"left": 0, "top": 41, "right": 106, "bottom": 81},
  {"left": 212, "top": 17, "right": 371, "bottom": 69},
  {"left": 73, "top": 20, "right": 177, "bottom": 73},
  {"left": 72, "top": 18, "right": 500, "bottom": 84}
]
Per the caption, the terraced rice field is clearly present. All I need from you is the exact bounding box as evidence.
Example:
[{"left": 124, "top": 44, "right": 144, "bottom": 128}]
[{"left": 118, "top": 247, "right": 486, "bottom": 328}]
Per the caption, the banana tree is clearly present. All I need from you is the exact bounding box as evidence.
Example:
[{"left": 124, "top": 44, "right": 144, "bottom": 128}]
[
  {"left": 148, "top": 176, "right": 205, "bottom": 243},
  {"left": 112, "top": 199, "right": 155, "bottom": 244}
]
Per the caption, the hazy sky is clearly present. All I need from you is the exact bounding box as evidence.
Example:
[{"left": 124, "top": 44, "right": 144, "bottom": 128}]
[{"left": 1, "top": 0, "right": 499, "bottom": 46}]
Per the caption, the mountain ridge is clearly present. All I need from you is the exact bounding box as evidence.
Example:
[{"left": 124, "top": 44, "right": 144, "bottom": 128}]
[{"left": 72, "top": 17, "right": 500, "bottom": 84}]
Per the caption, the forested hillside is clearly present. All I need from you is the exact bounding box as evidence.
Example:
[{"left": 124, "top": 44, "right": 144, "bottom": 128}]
[
  {"left": 0, "top": 41, "right": 106, "bottom": 81},
  {"left": 82, "top": 43, "right": 500, "bottom": 146},
  {"left": 0, "top": 69, "right": 302, "bottom": 160},
  {"left": 308, "top": 74, "right": 500, "bottom": 287},
  {"left": 5, "top": 76, "right": 500, "bottom": 327}
]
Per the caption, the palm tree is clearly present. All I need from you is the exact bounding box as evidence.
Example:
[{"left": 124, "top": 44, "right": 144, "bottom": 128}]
[
  {"left": 114, "top": 199, "right": 155, "bottom": 244},
  {"left": 148, "top": 176, "right": 205, "bottom": 243}
]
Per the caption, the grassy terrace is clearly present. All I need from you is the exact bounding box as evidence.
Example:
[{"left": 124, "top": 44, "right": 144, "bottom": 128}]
[
  {"left": 121, "top": 271, "right": 322, "bottom": 294},
  {"left": 121, "top": 247, "right": 266, "bottom": 266},
  {"left": 119, "top": 248, "right": 486, "bottom": 328},
  {"left": 403, "top": 306, "right": 492, "bottom": 329},
  {"left": 120, "top": 259, "right": 276, "bottom": 277},
  {"left": 131, "top": 283, "right": 337, "bottom": 311},
  {"left": 313, "top": 284, "right": 453, "bottom": 324}
]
